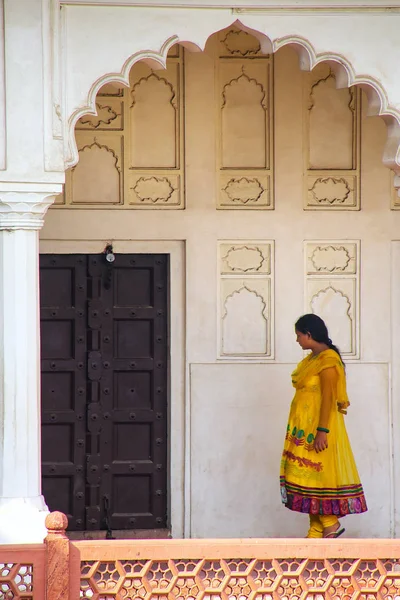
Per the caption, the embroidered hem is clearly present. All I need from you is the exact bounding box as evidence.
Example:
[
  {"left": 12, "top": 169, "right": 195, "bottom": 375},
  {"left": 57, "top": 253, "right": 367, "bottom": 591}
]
[{"left": 280, "top": 478, "right": 368, "bottom": 516}]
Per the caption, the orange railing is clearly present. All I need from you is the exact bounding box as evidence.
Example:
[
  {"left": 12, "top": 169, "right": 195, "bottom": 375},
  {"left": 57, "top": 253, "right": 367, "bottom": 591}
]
[
  {"left": 0, "top": 542, "right": 45, "bottom": 599},
  {"left": 2, "top": 512, "right": 400, "bottom": 599},
  {"left": 74, "top": 538, "right": 400, "bottom": 599}
]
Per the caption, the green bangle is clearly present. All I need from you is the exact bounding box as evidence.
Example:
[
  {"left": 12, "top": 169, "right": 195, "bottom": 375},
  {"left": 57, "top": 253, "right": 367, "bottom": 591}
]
[{"left": 317, "top": 427, "right": 330, "bottom": 433}]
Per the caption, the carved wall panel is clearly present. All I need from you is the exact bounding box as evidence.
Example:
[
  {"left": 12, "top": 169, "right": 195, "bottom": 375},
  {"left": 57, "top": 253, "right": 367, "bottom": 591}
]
[
  {"left": 61, "top": 47, "right": 184, "bottom": 209},
  {"left": 129, "top": 173, "right": 181, "bottom": 206},
  {"left": 127, "top": 53, "right": 184, "bottom": 208},
  {"left": 219, "top": 28, "right": 264, "bottom": 58},
  {"left": 304, "top": 64, "right": 361, "bottom": 210},
  {"left": 218, "top": 241, "right": 274, "bottom": 358},
  {"left": 65, "top": 134, "right": 123, "bottom": 205},
  {"left": 76, "top": 98, "right": 123, "bottom": 131},
  {"left": 217, "top": 27, "right": 273, "bottom": 210},
  {"left": 305, "top": 241, "right": 360, "bottom": 358}
]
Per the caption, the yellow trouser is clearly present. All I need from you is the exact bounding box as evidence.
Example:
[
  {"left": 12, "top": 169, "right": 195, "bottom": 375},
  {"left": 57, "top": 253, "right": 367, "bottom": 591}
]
[{"left": 306, "top": 514, "right": 339, "bottom": 538}]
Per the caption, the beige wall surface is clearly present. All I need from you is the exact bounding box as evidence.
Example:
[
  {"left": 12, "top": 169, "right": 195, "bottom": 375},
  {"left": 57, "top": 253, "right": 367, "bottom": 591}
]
[{"left": 41, "top": 31, "right": 397, "bottom": 537}]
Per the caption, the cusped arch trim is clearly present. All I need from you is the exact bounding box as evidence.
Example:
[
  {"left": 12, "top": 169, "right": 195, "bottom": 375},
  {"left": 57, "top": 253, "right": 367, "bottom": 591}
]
[{"left": 66, "top": 20, "right": 400, "bottom": 191}]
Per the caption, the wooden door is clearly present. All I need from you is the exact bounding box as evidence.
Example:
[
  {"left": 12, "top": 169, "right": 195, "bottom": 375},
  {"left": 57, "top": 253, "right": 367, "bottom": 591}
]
[{"left": 40, "top": 253, "right": 169, "bottom": 532}]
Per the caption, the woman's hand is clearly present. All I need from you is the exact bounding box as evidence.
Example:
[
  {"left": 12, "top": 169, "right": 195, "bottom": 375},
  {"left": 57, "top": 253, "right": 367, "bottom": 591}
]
[{"left": 314, "top": 431, "right": 328, "bottom": 453}]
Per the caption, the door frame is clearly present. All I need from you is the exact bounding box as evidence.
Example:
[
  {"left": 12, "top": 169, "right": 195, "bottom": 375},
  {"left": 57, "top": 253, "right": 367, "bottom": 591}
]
[{"left": 39, "top": 239, "right": 186, "bottom": 538}]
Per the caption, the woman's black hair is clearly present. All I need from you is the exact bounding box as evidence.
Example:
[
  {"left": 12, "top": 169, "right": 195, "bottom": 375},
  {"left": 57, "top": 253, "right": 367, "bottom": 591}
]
[{"left": 295, "top": 313, "right": 343, "bottom": 363}]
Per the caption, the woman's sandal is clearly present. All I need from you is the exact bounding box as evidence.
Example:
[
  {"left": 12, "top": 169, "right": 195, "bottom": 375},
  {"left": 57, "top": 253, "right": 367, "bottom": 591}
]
[{"left": 324, "top": 526, "right": 345, "bottom": 539}]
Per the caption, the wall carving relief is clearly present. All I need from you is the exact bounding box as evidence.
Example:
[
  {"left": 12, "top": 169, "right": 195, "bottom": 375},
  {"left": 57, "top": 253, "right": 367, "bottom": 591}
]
[
  {"left": 220, "top": 243, "right": 271, "bottom": 274},
  {"left": 305, "top": 241, "right": 360, "bottom": 358},
  {"left": 129, "top": 175, "right": 180, "bottom": 205},
  {"left": 222, "top": 287, "right": 268, "bottom": 355},
  {"left": 97, "top": 83, "right": 124, "bottom": 97},
  {"left": 129, "top": 71, "right": 178, "bottom": 169},
  {"left": 66, "top": 138, "right": 123, "bottom": 205},
  {"left": 220, "top": 29, "right": 262, "bottom": 57},
  {"left": 220, "top": 175, "right": 270, "bottom": 207},
  {"left": 61, "top": 45, "right": 183, "bottom": 209},
  {"left": 304, "top": 65, "right": 361, "bottom": 211},
  {"left": 77, "top": 100, "right": 122, "bottom": 130},
  {"left": 217, "top": 27, "right": 273, "bottom": 210},
  {"left": 218, "top": 241, "right": 274, "bottom": 358},
  {"left": 307, "top": 176, "right": 356, "bottom": 207}
]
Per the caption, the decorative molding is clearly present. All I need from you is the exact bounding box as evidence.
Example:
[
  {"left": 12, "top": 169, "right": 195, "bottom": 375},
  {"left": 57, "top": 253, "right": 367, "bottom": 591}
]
[
  {"left": 218, "top": 240, "right": 274, "bottom": 359},
  {"left": 304, "top": 64, "right": 361, "bottom": 211},
  {"left": 222, "top": 286, "right": 269, "bottom": 355},
  {"left": 78, "top": 101, "right": 122, "bottom": 130},
  {"left": 219, "top": 174, "right": 271, "bottom": 209},
  {"left": 221, "top": 71, "right": 267, "bottom": 110},
  {"left": 222, "top": 285, "right": 268, "bottom": 320},
  {"left": 220, "top": 243, "right": 271, "bottom": 274},
  {"left": 309, "top": 177, "right": 350, "bottom": 204},
  {"left": 223, "top": 177, "right": 264, "bottom": 203},
  {"left": 59, "top": 1, "right": 400, "bottom": 8},
  {"left": 128, "top": 173, "right": 181, "bottom": 207},
  {"left": 61, "top": 50, "right": 183, "bottom": 210},
  {"left": 131, "top": 72, "right": 177, "bottom": 110},
  {"left": 305, "top": 240, "right": 360, "bottom": 358},
  {"left": 128, "top": 68, "right": 179, "bottom": 172},
  {"left": 76, "top": 140, "right": 122, "bottom": 172},
  {"left": 127, "top": 59, "right": 183, "bottom": 205},
  {"left": 309, "top": 244, "right": 356, "bottom": 274},
  {"left": 130, "top": 176, "right": 176, "bottom": 203},
  {"left": 310, "top": 285, "right": 353, "bottom": 355},
  {"left": 0, "top": 189, "right": 61, "bottom": 229},
  {"left": 66, "top": 136, "right": 123, "bottom": 205},
  {"left": 63, "top": 21, "right": 400, "bottom": 189},
  {"left": 98, "top": 83, "right": 124, "bottom": 97},
  {"left": 308, "top": 70, "right": 356, "bottom": 115},
  {"left": 306, "top": 175, "right": 357, "bottom": 209},
  {"left": 312, "top": 246, "right": 351, "bottom": 272},
  {"left": 217, "top": 45, "right": 273, "bottom": 210},
  {"left": 220, "top": 29, "right": 262, "bottom": 57},
  {"left": 307, "top": 176, "right": 357, "bottom": 207}
]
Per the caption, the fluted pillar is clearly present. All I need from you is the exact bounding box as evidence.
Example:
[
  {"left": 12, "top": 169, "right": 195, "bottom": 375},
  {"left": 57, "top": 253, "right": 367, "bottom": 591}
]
[{"left": 0, "top": 185, "right": 61, "bottom": 543}]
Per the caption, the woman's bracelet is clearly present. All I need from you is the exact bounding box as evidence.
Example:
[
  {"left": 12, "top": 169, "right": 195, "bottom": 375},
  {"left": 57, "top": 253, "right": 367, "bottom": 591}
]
[{"left": 317, "top": 426, "right": 330, "bottom": 433}]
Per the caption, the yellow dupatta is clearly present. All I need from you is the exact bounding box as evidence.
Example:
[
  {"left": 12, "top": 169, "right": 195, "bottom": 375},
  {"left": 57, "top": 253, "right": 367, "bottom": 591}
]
[{"left": 291, "top": 349, "right": 350, "bottom": 413}]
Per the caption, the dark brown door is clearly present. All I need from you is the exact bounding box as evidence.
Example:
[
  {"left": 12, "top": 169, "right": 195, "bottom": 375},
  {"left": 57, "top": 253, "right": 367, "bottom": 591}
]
[{"left": 40, "top": 253, "right": 169, "bottom": 532}]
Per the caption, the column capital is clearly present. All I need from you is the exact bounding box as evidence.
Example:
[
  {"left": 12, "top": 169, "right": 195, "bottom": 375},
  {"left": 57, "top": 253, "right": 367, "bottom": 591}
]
[{"left": 0, "top": 184, "right": 63, "bottom": 230}]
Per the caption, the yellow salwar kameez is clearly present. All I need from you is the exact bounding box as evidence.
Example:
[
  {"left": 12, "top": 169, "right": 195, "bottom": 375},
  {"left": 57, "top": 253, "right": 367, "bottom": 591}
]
[{"left": 280, "top": 349, "right": 367, "bottom": 517}]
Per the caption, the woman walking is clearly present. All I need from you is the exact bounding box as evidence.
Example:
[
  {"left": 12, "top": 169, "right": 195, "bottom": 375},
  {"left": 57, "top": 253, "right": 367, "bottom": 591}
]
[{"left": 280, "top": 314, "right": 367, "bottom": 538}]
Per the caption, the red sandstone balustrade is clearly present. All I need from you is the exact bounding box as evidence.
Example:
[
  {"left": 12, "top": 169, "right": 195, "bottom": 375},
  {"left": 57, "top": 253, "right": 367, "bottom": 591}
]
[
  {"left": 3, "top": 511, "right": 400, "bottom": 599},
  {"left": 0, "top": 541, "right": 45, "bottom": 598},
  {"left": 45, "top": 511, "right": 71, "bottom": 600}
]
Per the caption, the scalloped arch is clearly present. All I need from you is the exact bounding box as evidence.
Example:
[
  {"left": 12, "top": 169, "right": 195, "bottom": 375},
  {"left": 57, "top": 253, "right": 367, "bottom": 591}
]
[{"left": 66, "top": 19, "right": 400, "bottom": 186}]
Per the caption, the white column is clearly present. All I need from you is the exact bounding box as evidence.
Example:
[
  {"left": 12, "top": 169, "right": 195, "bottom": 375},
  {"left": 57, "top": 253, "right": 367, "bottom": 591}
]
[{"left": 0, "top": 186, "right": 61, "bottom": 543}]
